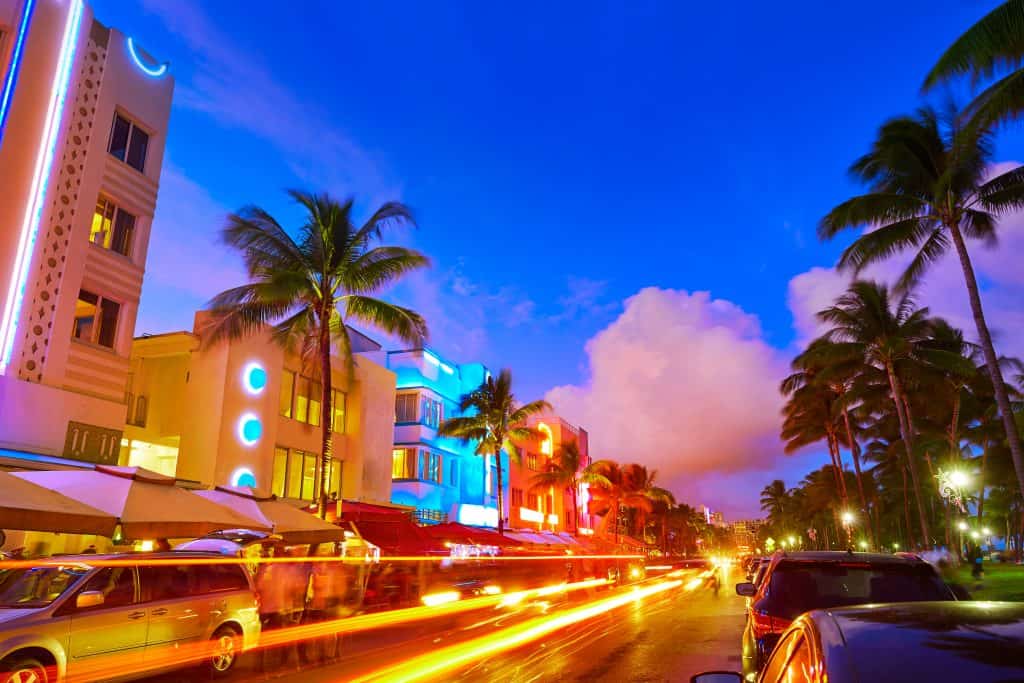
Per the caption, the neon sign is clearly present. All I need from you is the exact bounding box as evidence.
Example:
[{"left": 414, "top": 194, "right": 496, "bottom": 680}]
[
  {"left": 236, "top": 413, "right": 262, "bottom": 447},
  {"left": 241, "top": 361, "right": 267, "bottom": 395},
  {"left": 0, "top": 0, "right": 35, "bottom": 146},
  {"left": 230, "top": 467, "right": 257, "bottom": 488},
  {"left": 126, "top": 37, "right": 168, "bottom": 77}
]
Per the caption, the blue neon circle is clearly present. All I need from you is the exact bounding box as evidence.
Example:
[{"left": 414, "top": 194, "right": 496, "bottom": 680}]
[
  {"left": 244, "top": 363, "right": 267, "bottom": 393},
  {"left": 233, "top": 469, "right": 257, "bottom": 488},
  {"left": 238, "top": 414, "right": 262, "bottom": 446}
]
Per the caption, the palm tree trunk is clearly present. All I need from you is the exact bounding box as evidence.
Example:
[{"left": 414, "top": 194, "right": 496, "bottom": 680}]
[
  {"left": 825, "top": 428, "right": 849, "bottom": 506},
  {"left": 317, "top": 316, "right": 334, "bottom": 520},
  {"left": 977, "top": 441, "right": 988, "bottom": 523},
  {"left": 495, "top": 447, "right": 505, "bottom": 535},
  {"left": 571, "top": 483, "right": 579, "bottom": 535},
  {"left": 948, "top": 222, "right": 1024, "bottom": 501},
  {"left": 901, "top": 462, "right": 915, "bottom": 549},
  {"left": 886, "top": 363, "right": 931, "bottom": 546},
  {"left": 841, "top": 405, "right": 873, "bottom": 547}
]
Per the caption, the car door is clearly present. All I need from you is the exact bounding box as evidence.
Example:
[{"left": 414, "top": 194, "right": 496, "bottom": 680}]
[
  {"left": 140, "top": 564, "right": 207, "bottom": 667},
  {"left": 65, "top": 566, "right": 147, "bottom": 680}
]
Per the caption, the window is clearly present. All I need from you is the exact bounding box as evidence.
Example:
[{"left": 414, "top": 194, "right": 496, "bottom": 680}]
[
  {"left": 279, "top": 371, "right": 294, "bottom": 418},
  {"left": 510, "top": 488, "right": 524, "bottom": 508},
  {"left": 546, "top": 494, "right": 554, "bottom": 514},
  {"left": 271, "top": 447, "right": 340, "bottom": 501},
  {"left": 392, "top": 448, "right": 416, "bottom": 479},
  {"left": 132, "top": 395, "right": 148, "bottom": 427},
  {"left": 395, "top": 394, "right": 417, "bottom": 422},
  {"left": 527, "top": 493, "right": 541, "bottom": 511},
  {"left": 449, "top": 460, "right": 459, "bottom": 487},
  {"left": 90, "top": 197, "right": 136, "bottom": 257},
  {"left": 309, "top": 381, "right": 322, "bottom": 427},
  {"left": 419, "top": 451, "right": 442, "bottom": 483},
  {"left": 141, "top": 565, "right": 199, "bottom": 601},
  {"left": 77, "top": 567, "right": 137, "bottom": 609},
  {"left": 331, "top": 389, "right": 346, "bottom": 433},
  {"left": 203, "top": 564, "right": 249, "bottom": 593},
  {"left": 295, "top": 375, "right": 310, "bottom": 423},
  {"left": 527, "top": 452, "right": 539, "bottom": 471},
  {"left": 108, "top": 112, "right": 149, "bottom": 173},
  {"left": 272, "top": 447, "right": 288, "bottom": 496},
  {"left": 72, "top": 289, "right": 120, "bottom": 349},
  {"left": 420, "top": 396, "right": 442, "bottom": 428}
]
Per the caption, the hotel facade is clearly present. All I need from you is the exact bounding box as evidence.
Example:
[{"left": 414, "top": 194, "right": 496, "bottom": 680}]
[{"left": 0, "top": 0, "right": 173, "bottom": 468}]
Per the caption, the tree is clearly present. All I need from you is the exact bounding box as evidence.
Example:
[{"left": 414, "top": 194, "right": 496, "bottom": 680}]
[
  {"left": 924, "top": 0, "right": 1024, "bottom": 131},
  {"left": 759, "top": 480, "right": 790, "bottom": 525},
  {"left": 437, "top": 369, "right": 549, "bottom": 534},
  {"left": 205, "top": 191, "right": 428, "bottom": 517},
  {"left": 819, "top": 106, "right": 1024, "bottom": 505},
  {"left": 528, "top": 440, "right": 607, "bottom": 534}
]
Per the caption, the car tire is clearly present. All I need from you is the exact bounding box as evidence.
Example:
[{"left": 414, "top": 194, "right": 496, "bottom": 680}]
[
  {"left": 207, "top": 625, "right": 242, "bottom": 678},
  {"left": 1, "top": 656, "right": 53, "bottom": 683}
]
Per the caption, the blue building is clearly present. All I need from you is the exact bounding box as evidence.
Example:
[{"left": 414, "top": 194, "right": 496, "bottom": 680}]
[{"left": 386, "top": 348, "right": 504, "bottom": 526}]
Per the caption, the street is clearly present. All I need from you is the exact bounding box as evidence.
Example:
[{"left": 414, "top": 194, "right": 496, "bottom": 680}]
[{"left": 144, "top": 567, "right": 745, "bottom": 683}]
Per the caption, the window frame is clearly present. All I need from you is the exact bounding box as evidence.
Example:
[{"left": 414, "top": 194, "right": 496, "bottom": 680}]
[
  {"left": 72, "top": 288, "right": 121, "bottom": 350},
  {"left": 107, "top": 111, "right": 151, "bottom": 174}
]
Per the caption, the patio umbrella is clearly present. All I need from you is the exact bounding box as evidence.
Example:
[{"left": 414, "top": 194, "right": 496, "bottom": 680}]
[
  {"left": 13, "top": 466, "right": 271, "bottom": 539},
  {"left": 0, "top": 470, "right": 117, "bottom": 536},
  {"left": 193, "top": 485, "right": 345, "bottom": 545}
]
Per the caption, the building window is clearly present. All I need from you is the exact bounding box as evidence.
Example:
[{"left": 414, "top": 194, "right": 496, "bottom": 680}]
[
  {"left": 546, "top": 493, "right": 554, "bottom": 514},
  {"left": 271, "top": 447, "right": 340, "bottom": 501},
  {"left": 527, "top": 493, "right": 541, "bottom": 511},
  {"left": 72, "top": 290, "right": 120, "bottom": 349},
  {"left": 331, "top": 389, "right": 346, "bottom": 433},
  {"left": 279, "top": 370, "right": 294, "bottom": 418},
  {"left": 527, "top": 452, "right": 539, "bottom": 471},
  {"left": 449, "top": 460, "right": 459, "bottom": 487},
  {"left": 419, "top": 450, "right": 442, "bottom": 484},
  {"left": 392, "top": 448, "right": 416, "bottom": 479},
  {"left": 510, "top": 488, "right": 524, "bottom": 508},
  {"left": 420, "top": 396, "right": 442, "bottom": 428},
  {"left": 89, "top": 197, "right": 135, "bottom": 257},
  {"left": 108, "top": 112, "right": 149, "bottom": 173},
  {"left": 395, "top": 394, "right": 417, "bottom": 422}
]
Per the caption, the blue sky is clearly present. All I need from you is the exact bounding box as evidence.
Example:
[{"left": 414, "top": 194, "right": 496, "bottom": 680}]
[{"left": 93, "top": 0, "right": 1024, "bottom": 518}]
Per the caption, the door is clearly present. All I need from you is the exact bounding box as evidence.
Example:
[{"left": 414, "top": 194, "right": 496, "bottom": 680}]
[
  {"left": 66, "top": 566, "right": 147, "bottom": 679},
  {"left": 140, "top": 565, "right": 207, "bottom": 666}
]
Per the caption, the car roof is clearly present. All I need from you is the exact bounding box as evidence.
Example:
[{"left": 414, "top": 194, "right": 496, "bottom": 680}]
[
  {"left": 814, "top": 602, "right": 1024, "bottom": 681},
  {"left": 41, "top": 551, "right": 231, "bottom": 563},
  {"left": 771, "top": 550, "right": 928, "bottom": 565}
]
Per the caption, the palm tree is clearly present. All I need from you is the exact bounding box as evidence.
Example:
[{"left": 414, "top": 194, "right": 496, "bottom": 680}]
[
  {"left": 924, "top": 1, "right": 1024, "bottom": 130},
  {"left": 585, "top": 461, "right": 662, "bottom": 543},
  {"left": 205, "top": 191, "right": 428, "bottom": 517},
  {"left": 528, "top": 440, "right": 607, "bottom": 534},
  {"left": 818, "top": 106, "right": 1024, "bottom": 505},
  {"left": 437, "top": 369, "right": 550, "bottom": 534},
  {"left": 759, "top": 480, "right": 790, "bottom": 525}
]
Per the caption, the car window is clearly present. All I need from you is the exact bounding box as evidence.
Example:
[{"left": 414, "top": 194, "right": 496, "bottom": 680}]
[
  {"left": 203, "top": 563, "right": 250, "bottom": 593},
  {"left": 77, "top": 567, "right": 137, "bottom": 609},
  {"left": 761, "top": 631, "right": 801, "bottom": 681},
  {"left": 141, "top": 565, "right": 201, "bottom": 601},
  {"left": 0, "top": 566, "right": 88, "bottom": 608},
  {"left": 765, "top": 562, "right": 951, "bottom": 618}
]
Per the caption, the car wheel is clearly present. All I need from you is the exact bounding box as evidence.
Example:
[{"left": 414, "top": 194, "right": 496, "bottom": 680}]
[
  {"left": 1, "top": 657, "right": 52, "bottom": 683},
  {"left": 207, "top": 625, "right": 242, "bottom": 678}
]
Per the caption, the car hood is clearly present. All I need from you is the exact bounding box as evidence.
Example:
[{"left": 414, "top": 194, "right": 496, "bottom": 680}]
[{"left": 0, "top": 607, "right": 45, "bottom": 626}]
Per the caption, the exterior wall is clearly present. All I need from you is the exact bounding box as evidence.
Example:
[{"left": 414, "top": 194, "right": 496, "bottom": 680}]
[
  {"left": 386, "top": 349, "right": 501, "bottom": 525},
  {"left": 126, "top": 316, "right": 397, "bottom": 505},
  {"left": 507, "top": 414, "right": 593, "bottom": 533},
  {"left": 0, "top": 0, "right": 172, "bottom": 463}
]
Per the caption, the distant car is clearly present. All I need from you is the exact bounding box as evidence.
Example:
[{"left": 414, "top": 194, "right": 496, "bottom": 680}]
[
  {"left": 748, "top": 558, "right": 769, "bottom": 588},
  {"left": 0, "top": 552, "right": 260, "bottom": 682},
  {"left": 735, "top": 551, "right": 956, "bottom": 678},
  {"left": 692, "top": 601, "right": 1024, "bottom": 683}
]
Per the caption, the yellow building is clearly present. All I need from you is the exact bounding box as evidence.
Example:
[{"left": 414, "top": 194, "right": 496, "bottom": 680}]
[{"left": 123, "top": 313, "right": 397, "bottom": 505}]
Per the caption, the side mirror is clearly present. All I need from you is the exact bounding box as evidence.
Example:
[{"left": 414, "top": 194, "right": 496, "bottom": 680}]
[
  {"left": 735, "top": 582, "right": 756, "bottom": 597},
  {"left": 76, "top": 590, "right": 105, "bottom": 609},
  {"left": 691, "top": 672, "right": 743, "bottom": 683}
]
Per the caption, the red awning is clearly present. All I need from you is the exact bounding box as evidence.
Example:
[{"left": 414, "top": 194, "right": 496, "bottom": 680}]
[
  {"left": 350, "top": 519, "right": 447, "bottom": 556},
  {"left": 423, "top": 522, "right": 521, "bottom": 548}
]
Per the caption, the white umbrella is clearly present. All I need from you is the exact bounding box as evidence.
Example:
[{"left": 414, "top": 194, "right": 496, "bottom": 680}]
[{"left": 0, "top": 470, "right": 117, "bottom": 536}]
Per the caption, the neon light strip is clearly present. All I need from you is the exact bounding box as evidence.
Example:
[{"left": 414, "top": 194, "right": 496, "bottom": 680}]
[
  {"left": 0, "top": 0, "right": 84, "bottom": 375},
  {"left": 126, "top": 36, "right": 166, "bottom": 77},
  {"left": 0, "top": 0, "right": 35, "bottom": 146}
]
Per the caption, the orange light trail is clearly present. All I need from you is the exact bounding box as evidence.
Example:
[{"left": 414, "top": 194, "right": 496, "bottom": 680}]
[{"left": 348, "top": 578, "right": 687, "bottom": 683}]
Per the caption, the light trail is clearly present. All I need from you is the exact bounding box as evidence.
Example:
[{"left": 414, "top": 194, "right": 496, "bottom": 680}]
[{"left": 347, "top": 578, "right": 687, "bottom": 683}]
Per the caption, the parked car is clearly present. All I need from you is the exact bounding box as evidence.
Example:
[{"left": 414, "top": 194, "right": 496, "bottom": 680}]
[
  {"left": 735, "top": 551, "right": 956, "bottom": 679},
  {"left": 0, "top": 552, "right": 260, "bottom": 682},
  {"left": 693, "top": 601, "right": 1024, "bottom": 683}
]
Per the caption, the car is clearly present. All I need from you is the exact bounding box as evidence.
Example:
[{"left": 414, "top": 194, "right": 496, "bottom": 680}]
[
  {"left": 0, "top": 552, "right": 261, "bottom": 682},
  {"left": 748, "top": 558, "right": 769, "bottom": 588},
  {"left": 735, "top": 551, "right": 956, "bottom": 679},
  {"left": 692, "top": 601, "right": 1024, "bottom": 683}
]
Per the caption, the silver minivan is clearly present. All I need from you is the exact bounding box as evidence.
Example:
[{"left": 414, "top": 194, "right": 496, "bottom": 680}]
[{"left": 0, "top": 552, "right": 260, "bottom": 682}]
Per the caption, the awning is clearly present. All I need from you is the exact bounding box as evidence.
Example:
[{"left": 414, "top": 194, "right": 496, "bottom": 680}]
[
  {"left": 0, "top": 470, "right": 117, "bottom": 536},
  {"left": 423, "top": 522, "right": 521, "bottom": 548},
  {"left": 193, "top": 485, "right": 345, "bottom": 545},
  {"left": 350, "top": 519, "right": 447, "bottom": 556},
  {"left": 13, "top": 466, "right": 271, "bottom": 539}
]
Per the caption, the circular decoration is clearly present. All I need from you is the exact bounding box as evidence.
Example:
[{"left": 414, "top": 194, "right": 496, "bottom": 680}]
[
  {"left": 242, "top": 362, "right": 267, "bottom": 395},
  {"left": 230, "top": 467, "right": 257, "bottom": 488},
  {"left": 237, "top": 413, "right": 262, "bottom": 446}
]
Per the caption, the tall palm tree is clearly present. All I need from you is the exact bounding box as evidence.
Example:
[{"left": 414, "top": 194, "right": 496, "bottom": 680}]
[
  {"left": 759, "top": 480, "right": 790, "bottom": 526},
  {"left": 528, "top": 440, "right": 607, "bottom": 534},
  {"left": 818, "top": 106, "right": 1024, "bottom": 504},
  {"left": 585, "top": 461, "right": 662, "bottom": 543},
  {"left": 924, "top": 1, "right": 1024, "bottom": 130},
  {"left": 780, "top": 370, "right": 850, "bottom": 508},
  {"left": 437, "top": 369, "right": 549, "bottom": 535},
  {"left": 205, "top": 191, "right": 428, "bottom": 517}
]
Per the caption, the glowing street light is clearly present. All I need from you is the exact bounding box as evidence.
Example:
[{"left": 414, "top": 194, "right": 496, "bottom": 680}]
[
  {"left": 892, "top": 542, "right": 900, "bottom": 550},
  {"left": 937, "top": 468, "right": 971, "bottom": 512},
  {"left": 858, "top": 540, "right": 868, "bottom": 550},
  {"left": 841, "top": 511, "right": 855, "bottom": 525},
  {"left": 957, "top": 521, "right": 968, "bottom": 532},
  {"left": 970, "top": 531, "right": 980, "bottom": 540},
  {"left": 949, "top": 470, "right": 970, "bottom": 489},
  {"left": 787, "top": 536, "right": 796, "bottom": 546},
  {"left": 982, "top": 527, "right": 991, "bottom": 536}
]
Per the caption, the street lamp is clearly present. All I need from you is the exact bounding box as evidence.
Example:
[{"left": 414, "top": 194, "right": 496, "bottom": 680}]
[
  {"left": 787, "top": 536, "right": 796, "bottom": 547},
  {"left": 841, "top": 511, "right": 855, "bottom": 525},
  {"left": 970, "top": 531, "right": 980, "bottom": 541},
  {"left": 958, "top": 521, "right": 968, "bottom": 532},
  {"left": 982, "top": 527, "right": 991, "bottom": 536},
  {"left": 937, "top": 468, "right": 970, "bottom": 513},
  {"left": 858, "top": 540, "right": 868, "bottom": 550}
]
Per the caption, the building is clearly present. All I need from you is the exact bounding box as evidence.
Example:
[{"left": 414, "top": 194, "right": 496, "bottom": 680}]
[
  {"left": 386, "top": 348, "right": 500, "bottom": 526},
  {"left": 730, "top": 519, "right": 765, "bottom": 552},
  {"left": 123, "top": 313, "right": 398, "bottom": 505},
  {"left": 507, "top": 414, "right": 592, "bottom": 534},
  {"left": 700, "top": 505, "right": 726, "bottom": 527},
  {"left": 0, "top": 0, "right": 173, "bottom": 468}
]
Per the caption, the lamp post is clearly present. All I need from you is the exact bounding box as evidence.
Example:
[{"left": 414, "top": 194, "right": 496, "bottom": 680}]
[
  {"left": 957, "top": 520, "right": 968, "bottom": 560},
  {"left": 841, "top": 511, "right": 855, "bottom": 549}
]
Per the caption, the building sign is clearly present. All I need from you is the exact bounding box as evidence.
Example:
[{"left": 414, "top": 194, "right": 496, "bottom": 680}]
[{"left": 63, "top": 421, "right": 120, "bottom": 465}]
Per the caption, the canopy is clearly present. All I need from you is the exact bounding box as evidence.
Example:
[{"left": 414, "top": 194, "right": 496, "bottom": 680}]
[
  {"left": 13, "top": 466, "right": 271, "bottom": 539},
  {"left": 193, "top": 485, "right": 344, "bottom": 545},
  {"left": 0, "top": 470, "right": 117, "bottom": 536},
  {"left": 350, "top": 519, "right": 447, "bottom": 556},
  {"left": 424, "top": 522, "right": 521, "bottom": 548}
]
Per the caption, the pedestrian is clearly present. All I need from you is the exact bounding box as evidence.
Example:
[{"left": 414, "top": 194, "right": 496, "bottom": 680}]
[
  {"left": 154, "top": 538, "right": 171, "bottom": 552},
  {"left": 256, "top": 546, "right": 298, "bottom": 672}
]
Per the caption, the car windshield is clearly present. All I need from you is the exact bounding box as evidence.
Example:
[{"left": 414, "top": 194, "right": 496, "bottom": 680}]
[
  {"left": 766, "top": 562, "right": 952, "bottom": 620},
  {"left": 0, "top": 565, "right": 90, "bottom": 608}
]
